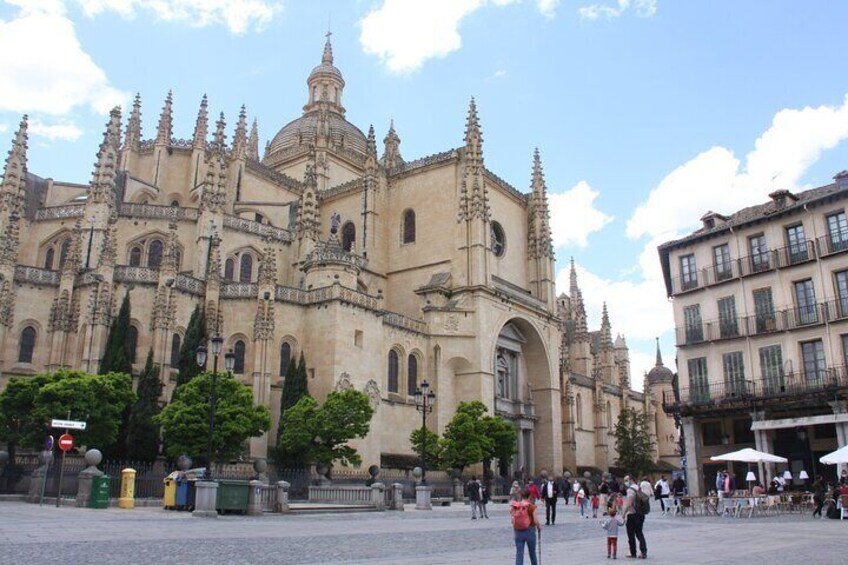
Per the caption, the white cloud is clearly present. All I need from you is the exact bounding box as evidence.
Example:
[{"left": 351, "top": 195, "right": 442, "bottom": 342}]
[
  {"left": 0, "top": 3, "right": 127, "bottom": 115},
  {"left": 0, "top": 124, "right": 8, "bottom": 134},
  {"left": 549, "top": 181, "right": 614, "bottom": 248},
  {"left": 28, "top": 117, "right": 83, "bottom": 141},
  {"left": 488, "top": 69, "right": 508, "bottom": 80},
  {"left": 536, "top": 0, "right": 561, "bottom": 19},
  {"left": 74, "top": 0, "right": 283, "bottom": 34},
  {"left": 578, "top": 0, "right": 657, "bottom": 20}
]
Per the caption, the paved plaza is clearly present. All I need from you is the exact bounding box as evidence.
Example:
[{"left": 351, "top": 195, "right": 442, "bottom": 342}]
[{"left": 0, "top": 500, "right": 846, "bottom": 565}]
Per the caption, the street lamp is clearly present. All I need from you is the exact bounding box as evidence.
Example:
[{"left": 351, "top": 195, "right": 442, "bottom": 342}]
[
  {"left": 197, "top": 335, "right": 224, "bottom": 478},
  {"left": 414, "top": 380, "right": 436, "bottom": 485},
  {"left": 224, "top": 349, "right": 235, "bottom": 374}
]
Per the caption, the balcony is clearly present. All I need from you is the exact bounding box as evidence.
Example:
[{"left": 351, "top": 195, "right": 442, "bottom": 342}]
[
  {"left": 817, "top": 232, "right": 848, "bottom": 256},
  {"left": 662, "top": 365, "right": 848, "bottom": 415}
]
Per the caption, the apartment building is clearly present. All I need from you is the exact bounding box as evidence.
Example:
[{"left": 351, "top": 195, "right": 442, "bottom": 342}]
[{"left": 659, "top": 172, "right": 848, "bottom": 495}]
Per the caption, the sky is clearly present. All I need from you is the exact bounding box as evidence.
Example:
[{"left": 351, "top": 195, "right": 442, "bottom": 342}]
[{"left": 3, "top": 0, "right": 848, "bottom": 389}]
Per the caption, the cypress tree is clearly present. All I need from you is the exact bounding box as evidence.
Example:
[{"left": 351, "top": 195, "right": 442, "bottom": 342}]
[
  {"left": 126, "top": 349, "right": 163, "bottom": 462},
  {"left": 175, "top": 305, "right": 207, "bottom": 389},
  {"left": 275, "top": 352, "right": 310, "bottom": 467},
  {"left": 100, "top": 292, "right": 133, "bottom": 375}
]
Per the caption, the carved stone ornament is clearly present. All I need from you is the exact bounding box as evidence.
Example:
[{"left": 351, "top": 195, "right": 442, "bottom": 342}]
[
  {"left": 335, "top": 372, "right": 353, "bottom": 391},
  {"left": 363, "top": 379, "right": 380, "bottom": 411}
]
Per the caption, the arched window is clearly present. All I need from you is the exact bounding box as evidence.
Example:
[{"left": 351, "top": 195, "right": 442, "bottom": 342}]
[
  {"left": 402, "top": 210, "right": 416, "bottom": 244},
  {"left": 388, "top": 350, "right": 399, "bottom": 393},
  {"left": 44, "top": 247, "right": 55, "bottom": 270},
  {"left": 173, "top": 249, "right": 182, "bottom": 271},
  {"left": 129, "top": 246, "right": 142, "bottom": 267},
  {"left": 170, "top": 333, "right": 181, "bottom": 367},
  {"left": 170, "top": 200, "right": 180, "bottom": 207},
  {"left": 59, "top": 239, "right": 70, "bottom": 269},
  {"left": 606, "top": 401, "right": 612, "bottom": 430},
  {"left": 407, "top": 354, "right": 418, "bottom": 396},
  {"left": 147, "top": 239, "right": 163, "bottom": 269},
  {"left": 342, "top": 222, "right": 356, "bottom": 252},
  {"left": 239, "top": 254, "right": 253, "bottom": 283},
  {"left": 279, "top": 342, "right": 292, "bottom": 376},
  {"left": 576, "top": 394, "right": 583, "bottom": 429},
  {"left": 234, "top": 340, "right": 246, "bottom": 373},
  {"left": 18, "top": 326, "right": 36, "bottom": 363},
  {"left": 126, "top": 326, "right": 138, "bottom": 365},
  {"left": 491, "top": 221, "right": 506, "bottom": 257},
  {"left": 224, "top": 258, "right": 235, "bottom": 280}
]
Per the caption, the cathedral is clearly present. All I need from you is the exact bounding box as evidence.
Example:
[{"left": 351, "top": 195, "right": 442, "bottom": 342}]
[{"left": 0, "top": 37, "right": 676, "bottom": 476}]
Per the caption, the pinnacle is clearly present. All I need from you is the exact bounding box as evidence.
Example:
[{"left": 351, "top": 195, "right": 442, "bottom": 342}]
[
  {"left": 322, "top": 31, "right": 333, "bottom": 64},
  {"left": 655, "top": 337, "right": 663, "bottom": 366}
]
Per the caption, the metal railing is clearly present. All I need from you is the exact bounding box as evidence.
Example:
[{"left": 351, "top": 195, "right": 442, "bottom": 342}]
[{"left": 817, "top": 233, "right": 848, "bottom": 256}]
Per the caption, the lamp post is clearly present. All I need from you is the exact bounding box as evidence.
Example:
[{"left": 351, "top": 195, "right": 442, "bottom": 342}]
[
  {"left": 414, "top": 380, "right": 436, "bottom": 485},
  {"left": 197, "top": 335, "right": 224, "bottom": 478}
]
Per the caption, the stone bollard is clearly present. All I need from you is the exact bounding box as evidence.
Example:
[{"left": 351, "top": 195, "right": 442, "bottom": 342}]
[
  {"left": 390, "top": 483, "right": 405, "bottom": 511},
  {"left": 275, "top": 480, "right": 290, "bottom": 513},
  {"left": 76, "top": 449, "right": 104, "bottom": 507},
  {"left": 27, "top": 451, "right": 54, "bottom": 504},
  {"left": 192, "top": 481, "right": 219, "bottom": 518},
  {"left": 247, "top": 480, "right": 263, "bottom": 516},
  {"left": 371, "top": 482, "right": 385, "bottom": 511},
  {"left": 416, "top": 485, "right": 433, "bottom": 510}
]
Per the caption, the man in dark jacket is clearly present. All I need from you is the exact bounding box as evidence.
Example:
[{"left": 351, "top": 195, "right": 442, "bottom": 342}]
[
  {"left": 466, "top": 476, "right": 481, "bottom": 519},
  {"left": 542, "top": 475, "right": 561, "bottom": 525}
]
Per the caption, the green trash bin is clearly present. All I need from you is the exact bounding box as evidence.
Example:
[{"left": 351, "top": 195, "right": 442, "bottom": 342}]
[
  {"left": 215, "top": 480, "right": 250, "bottom": 514},
  {"left": 90, "top": 475, "right": 110, "bottom": 509}
]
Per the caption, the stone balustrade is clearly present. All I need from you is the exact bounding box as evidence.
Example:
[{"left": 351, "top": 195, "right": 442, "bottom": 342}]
[
  {"left": 120, "top": 203, "right": 199, "bottom": 221},
  {"left": 14, "top": 266, "right": 60, "bottom": 287},
  {"left": 175, "top": 274, "right": 205, "bottom": 296},
  {"left": 223, "top": 214, "right": 292, "bottom": 242},
  {"left": 220, "top": 282, "right": 258, "bottom": 299},
  {"left": 381, "top": 311, "right": 427, "bottom": 334},
  {"left": 303, "top": 245, "right": 368, "bottom": 271},
  {"left": 114, "top": 266, "right": 159, "bottom": 284},
  {"left": 34, "top": 205, "right": 85, "bottom": 221},
  {"left": 308, "top": 484, "right": 385, "bottom": 510}
]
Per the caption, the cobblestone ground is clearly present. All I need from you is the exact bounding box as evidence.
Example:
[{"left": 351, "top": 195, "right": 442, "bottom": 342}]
[{"left": 1, "top": 500, "right": 846, "bottom": 565}]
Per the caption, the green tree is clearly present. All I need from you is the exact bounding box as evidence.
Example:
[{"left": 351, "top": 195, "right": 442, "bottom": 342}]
[
  {"left": 99, "top": 292, "right": 133, "bottom": 375},
  {"left": 0, "top": 373, "right": 61, "bottom": 465},
  {"left": 175, "top": 305, "right": 207, "bottom": 389},
  {"left": 155, "top": 371, "right": 271, "bottom": 463},
  {"left": 613, "top": 407, "right": 655, "bottom": 478},
  {"left": 439, "top": 401, "right": 516, "bottom": 472},
  {"left": 125, "top": 350, "right": 163, "bottom": 462},
  {"left": 280, "top": 352, "right": 309, "bottom": 415},
  {"left": 276, "top": 389, "right": 374, "bottom": 469},
  {"left": 409, "top": 427, "right": 442, "bottom": 470}
]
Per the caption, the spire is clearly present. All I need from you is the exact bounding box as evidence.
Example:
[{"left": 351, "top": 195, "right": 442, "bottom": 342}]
[
  {"left": 569, "top": 258, "right": 579, "bottom": 294},
  {"left": 257, "top": 241, "right": 277, "bottom": 287},
  {"left": 201, "top": 151, "right": 227, "bottom": 214},
  {"left": 232, "top": 105, "right": 248, "bottom": 159},
  {"left": 459, "top": 97, "right": 489, "bottom": 222},
  {"left": 248, "top": 118, "right": 259, "bottom": 160},
  {"left": 600, "top": 302, "right": 613, "bottom": 349},
  {"left": 88, "top": 107, "right": 122, "bottom": 205},
  {"left": 366, "top": 124, "right": 377, "bottom": 160},
  {"left": 213, "top": 112, "right": 227, "bottom": 152},
  {"left": 464, "top": 97, "right": 483, "bottom": 169},
  {"left": 2, "top": 115, "right": 28, "bottom": 216},
  {"left": 322, "top": 30, "right": 333, "bottom": 64},
  {"left": 381, "top": 119, "right": 402, "bottom": 169},
  {"left": 192, "top": 94, "right": 209, "bottom": 150},
  {"left": 655, "top": 337, "right": 664, "bottom": 367},
  {"left": 570, "top": 259, "right": 588, "bottom": 339},
  {"left": 125, "top": 94, "right": 141, "bottom": 152},
  {"left": 156, "top": 90, "right": 173, "bottom": 146},
  {"left": 296, "top": 161, "right": 321, "bottom": 241},
  {"left": 528, "top": 148, "right": 553, "bottom": 258}
]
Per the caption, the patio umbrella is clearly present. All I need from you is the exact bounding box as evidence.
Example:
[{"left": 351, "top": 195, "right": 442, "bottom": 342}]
[
  {"left": 710, "top": 448, "right": 788, "bottom": 464},
  {"left": 819, "top": 444, "right": 848, "bottom": 465}
]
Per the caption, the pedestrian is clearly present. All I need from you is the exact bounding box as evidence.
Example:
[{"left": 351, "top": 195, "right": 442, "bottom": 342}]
[
  {"left": 671, "top": 474, "right": 686, "bottom": 515},
  {"left": 654, "top": 475, "right": 670, "bottom": 515},
  {"left": 467, "top": 475, "right": 481, "bottom": 520},
  {"left": 542, "top": 474, "right": 560, "bottom": 525},
  {"left": 480, "top": 481, "right": 491, "bottom": 519},
  {"left": 511, "top": 488, "right": 541, "bottom": 565},
  {"left": 715, "top": 471, "right": 724, "bottom": 498},
  {"left": 609, "top": 475, "right": 620, "bottom": 498},
  {"left": 577, "top": 487, "right": 587, "bottom": 518},
  {"left": 591, "top": 493, "right": 600, "bottom": 518},
  {"left": 840, "top": 469, "right": 848, "bottom": 487},
  {"left": 510, "top": 480, "right": 523, "bottom": 502},
  {"left": 812, "top": 476, "right": 825, "bottom": 518},
  {"left": 601, "top": 507, "right": 624, "bottom": 559},
  {"left": 599, "top": 476, "right": 610, "bottom": 514},
  {"left": 622, "top": 474, "right": 648, "bottom": 559},
  {"left": 528, "top": 479, "right": 541, "bottom": 504}
]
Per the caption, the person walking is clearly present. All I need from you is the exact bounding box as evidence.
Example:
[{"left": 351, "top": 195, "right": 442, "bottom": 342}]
[
  {"left": 599, "top": 476, "right": 610, "bottom": 515},
  {"left": 654, "top": 476, "right": 670, "bottom": 515},
  {"left": 715, "top": 471, "right": 724, "bottom": 498},
  {"left": 542, "top": 474, "right": 560, "bottom": 525},
  {"left": 623, "top": 475, "right": 648, "bottom": 559},
  {"left": 528, "top": 479, "right": 541, "bottom": 504},
  {"left": 511, "top": 488, "right": 541, "bottom": 565},
  {"left": 601, "top": 507, "right": 624, "bottom": 559},
  {"left": 671, "top": 475, "right": 686, "bottom": 515},
  {"left": 467, "top": 476, "right": 482, "bottom": 520},
  {"left": 510, "top": 480, "right": 523, "bottom": 502},
  {"left": 812, "top": 476, "right": 825, "bottom": 519}
]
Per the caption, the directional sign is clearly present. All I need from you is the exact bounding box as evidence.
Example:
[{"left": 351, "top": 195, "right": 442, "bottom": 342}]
[
  {"left": 51, "top": 419, "right": 87, "bottom": 430},
  {"left": 58, "top": 433, "right": 74, "bottom": 452}
]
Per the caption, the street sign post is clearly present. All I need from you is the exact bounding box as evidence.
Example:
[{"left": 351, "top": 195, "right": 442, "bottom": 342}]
[
  {"left": 53, "top": 413, "right": 84, "bottom": 508},
  {"left": 51, "top": 419, "right": 86, "bottom": 430}
]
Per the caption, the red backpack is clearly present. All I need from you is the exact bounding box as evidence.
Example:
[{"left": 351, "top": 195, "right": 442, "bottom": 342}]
[{"left": 511, "top": 500, "right": 532, "bottom": 530}]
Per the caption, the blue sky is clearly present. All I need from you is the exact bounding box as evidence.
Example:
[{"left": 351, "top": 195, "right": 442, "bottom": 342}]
[{"left": 3, "top": 0, "right": 848, "bottom": 386}]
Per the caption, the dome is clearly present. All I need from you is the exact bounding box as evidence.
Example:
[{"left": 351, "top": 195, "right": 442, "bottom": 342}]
[
  {"left": 646, "top": 338, "right": 674, "bottom": 386},
  {"left": 265, "top": 112, "right": 368, "bottom": 160}
]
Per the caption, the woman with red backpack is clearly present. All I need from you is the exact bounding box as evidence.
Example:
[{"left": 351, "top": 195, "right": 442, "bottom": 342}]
[{"left": 511, "top": 488, "right": 541, "bottom": 565}]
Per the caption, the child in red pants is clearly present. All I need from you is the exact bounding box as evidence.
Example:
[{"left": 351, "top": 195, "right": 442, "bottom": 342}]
[{"left": 601, "top": 508, "right": 624, "bottom": 559}]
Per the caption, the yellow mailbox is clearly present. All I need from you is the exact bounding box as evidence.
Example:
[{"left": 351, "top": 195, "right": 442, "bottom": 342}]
[{"left": 118, "top": 468, "right": 136, "bottom": 509}]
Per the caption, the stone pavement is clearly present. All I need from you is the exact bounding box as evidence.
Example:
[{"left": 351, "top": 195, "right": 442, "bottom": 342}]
[{"left": 0, "top": 500, "right": 846, "bottom": 565}]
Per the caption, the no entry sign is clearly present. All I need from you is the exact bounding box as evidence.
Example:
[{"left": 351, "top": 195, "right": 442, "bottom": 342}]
[{"left": 58, "top": 433, "right": 74, "bottom": 452}]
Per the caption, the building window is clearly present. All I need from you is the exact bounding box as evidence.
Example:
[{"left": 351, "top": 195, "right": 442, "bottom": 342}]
[
  {"left": 387, "top": 350, "right": 399, "bottom": 393},
  {"left": 702, "top": 422, "right": 724, "bottom": 446},
  {"left": 59, "top": 239, "right": 70, "bottom": 269},
  {"left": 255, "top": 213, "right": 264, "bottom": 224},
  {"left": 793, "top": 279, "right": 818, "bottom": 325},
  {"left": 402, "top": 210, "right": 416, "bottom": 244},
  {"left": 749, "top": 234, "right": 770, "bottom": 273},
  {"left": 717, "top": 296, "right": 738, "bottom": 338},
  {"left": 279, "top": 342, "right": 292, "bottom": 376},
  {"left": 826, "top": 211, "right": 848, "bottom": 253},
  {"left": 713, "top": 244, "right": 732, "bottom": 281},
  {"left": 342, "top": 222, "right": 355, "bottom": 252},
  {"left": 233, "top": 340, "right": 246, "bottom": 373},
  {"left": 785, "top": 224, "right": 809, "bottom": 264},
  {"left": 683, "top": 305, "right": 703, "bottom": 343},
  {"left": 170, "top": 200, "right": 180, "bottom": 207},
  {"left": 224, "top": 258, "right": 235, "bottom": 280},
  {"left": 680, "top": 254, "right": 698, "bottom": 290},
  {"left": 759, "top": 345, "right": 784, "bottom": 393},
  {"left": 147, "top": 239, "right": 163, "bottom": 269},
  {"left": 129, "top": 246, "right": 142, "bottom": 267},
  {"left": 753, "top": 288, "right": 776, "bottom": 333},
  {"left": 733, "top": 418, "right": 754, "bottom": 444},
  {"left": 44, "top": 247, "right": 55, "bottom": 270},
  {"left": 722, "top": 351, "right": 746, "bottom": 395},
  {"left": 842, "top": 334, "right": 848, "bottom": 366},
  {"left": 491, "top": 222, "right": 506, "bottom": 257},
  {"left": 688, "top": 357, "right": 709, "bottom": 402},
  {"left": 801, "top": 340, "right": 826, "bottom": 384},
  {"left": 239, "top": 254, "right": 253, "bottom": 283},
  {"left": 835, "top": 270, "right": 848, "bottom": 319},
  {"left": 407, "top": 355, "right": 418, "bottom": 396},
  {"left": 170, "top": 333, "right": 181, "bottom": 367},
  {"left": 126, "top": 326, "right": 138, "bottom": 365},
  {"left": 18, "top": 326, "right": 36, "bottom": 363},
  {"left": 576, "top": 394, "right": 583, "bottom": 428}
]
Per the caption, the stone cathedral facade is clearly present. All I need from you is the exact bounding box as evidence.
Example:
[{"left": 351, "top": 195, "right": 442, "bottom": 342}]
[{"left": 0, "top": 38, "right": 674, "bottom": 476}]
